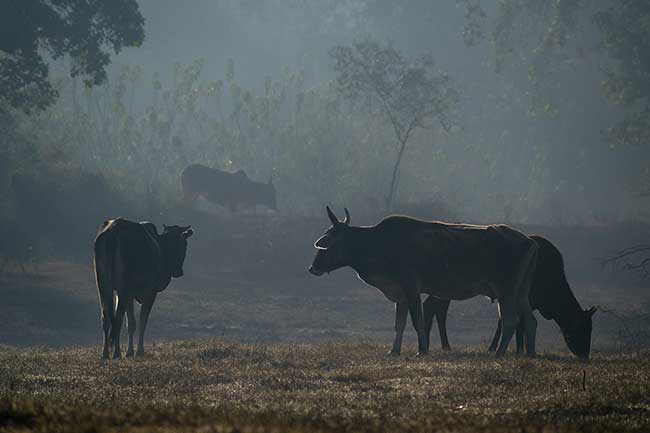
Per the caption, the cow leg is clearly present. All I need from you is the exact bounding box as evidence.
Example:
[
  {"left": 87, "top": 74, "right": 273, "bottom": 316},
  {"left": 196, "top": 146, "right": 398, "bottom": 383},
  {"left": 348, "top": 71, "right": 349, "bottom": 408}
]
[
  {"left": 515, "top": 317, "right": 525, "bottom": 355},
  {"left": 100, "top": 293, "right": 115, "bottom": 359},
  {"left": 112, "top": 294, "right": 127, "bottom": 359},
  {"left": 422, "top": 296, "right": 436, "bottom": 352},
  {"left": 488, "top": 318, "right": 502, "bottom": 352},
  {"left": 137, "top": 294, "right": 156, "bottom": 356},
  {"left": 390, "top": 302, "right": 408, "bottom": 355},
  {"left": 435, "top": 299, "right": 451, "bottom": 351},
  {"left": 125, "top": 298, "right": 136, "bottom": 357},
  {"left": 519, "top": 303, "right": 537, "bottom": 356},
  {"left": 518, "top": 246, "right": 539, "bottom": 356},
  {"left": 495, "top": 297, "right": 518, "bottom": 356},
  {"left": 405, "top": 288, "right": 427, "bottom": 355}
]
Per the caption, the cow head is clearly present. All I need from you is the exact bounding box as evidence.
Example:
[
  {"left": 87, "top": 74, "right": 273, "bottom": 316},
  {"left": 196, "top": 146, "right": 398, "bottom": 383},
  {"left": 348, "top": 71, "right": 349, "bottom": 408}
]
[
  {"left": 562, "top": 306, "right": 596, "bottom": 360},
  {"left": 309, "top": 206, "right": 351, "bottom": 276},
  {"left": 161, "top": 224, "right": 194, "bottom": 278}
]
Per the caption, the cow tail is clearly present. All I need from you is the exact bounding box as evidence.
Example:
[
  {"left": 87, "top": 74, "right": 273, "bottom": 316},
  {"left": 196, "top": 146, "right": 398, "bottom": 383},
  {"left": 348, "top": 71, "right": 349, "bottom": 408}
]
[{"left": 93, "top": 225, "right": 116, "bottom": 344}]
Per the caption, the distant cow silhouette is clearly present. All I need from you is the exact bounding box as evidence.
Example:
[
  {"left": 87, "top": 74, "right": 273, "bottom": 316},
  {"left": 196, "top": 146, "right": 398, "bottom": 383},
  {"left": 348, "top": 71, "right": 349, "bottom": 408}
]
[
  {"left": 93, "top": 218, "right": 194, "bottom": 359},
  {"left": 309, "top": 207, "right": 539, "bottom": 356},
  {"left": 181, "top": 164, "right": 277, "bottom": 212},
  {"left": 423, "top": 234, "right": 596, "bottom": 360}
]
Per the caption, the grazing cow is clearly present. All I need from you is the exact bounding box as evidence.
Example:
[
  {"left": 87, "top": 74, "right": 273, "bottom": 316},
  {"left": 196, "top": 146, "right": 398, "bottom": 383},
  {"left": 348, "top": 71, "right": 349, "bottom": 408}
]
[
  {"left": 309, "top": 207, "right": 539, "bottom": 356},
  {"left": 423, "top": 235, "right": 596, "bottom": 360},
  {"left": 181, "top": 163, "right": 277, "bottom": 212},
  {"left": 93, "top": 218, "right": 194, "bottom": 359}
]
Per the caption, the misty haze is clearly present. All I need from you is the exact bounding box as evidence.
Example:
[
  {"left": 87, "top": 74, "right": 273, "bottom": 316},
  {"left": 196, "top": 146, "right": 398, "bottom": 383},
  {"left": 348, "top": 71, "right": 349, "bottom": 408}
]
[{"left": 1, "top": 1, "right": 650, "bottom": 432}]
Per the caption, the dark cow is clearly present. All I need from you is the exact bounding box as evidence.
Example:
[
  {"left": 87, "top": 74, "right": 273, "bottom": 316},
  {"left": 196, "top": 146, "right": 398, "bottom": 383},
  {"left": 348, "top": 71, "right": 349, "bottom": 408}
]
[
  {"left": 93, "top": 218, "right": 194, "bottom": 359},
  {"left": 423, "top": 234, "right": 596, "bottom": 360},
  {"left": 309, "top": 207, "right": 539, "bottom": 356},
  {"left": 181, "top": 163, "right": 277, "bottom": 212}
]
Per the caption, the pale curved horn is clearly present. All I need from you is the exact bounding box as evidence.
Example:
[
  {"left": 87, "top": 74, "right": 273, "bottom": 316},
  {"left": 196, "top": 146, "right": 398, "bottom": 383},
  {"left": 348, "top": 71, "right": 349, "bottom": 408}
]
[{"left": 343, "top": 207, "right": 350, "bottom": 225}]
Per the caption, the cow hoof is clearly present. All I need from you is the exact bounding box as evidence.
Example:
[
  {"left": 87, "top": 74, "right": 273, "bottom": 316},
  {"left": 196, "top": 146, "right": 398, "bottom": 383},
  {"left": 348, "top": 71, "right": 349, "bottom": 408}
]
[
  {"left": 415, "top": 351, "right": 428, "bottom": 357},
  {"left": 442, "top": 346, "right": 451, "bottom": 352},
  {"left": 125, "top": 350, "right": 134, "bottom": 357},
  {"left": 102, "top": 352, "right": 110, "bottom": 360},
  {"left": 113, "top": 352, "right": 122, "bottom": 359},
  {"left": 136, "top": 349, "right": 145, "bottom": 357},
  {"left": 388, "top": 350, "right": 401, "bottom": 356}
]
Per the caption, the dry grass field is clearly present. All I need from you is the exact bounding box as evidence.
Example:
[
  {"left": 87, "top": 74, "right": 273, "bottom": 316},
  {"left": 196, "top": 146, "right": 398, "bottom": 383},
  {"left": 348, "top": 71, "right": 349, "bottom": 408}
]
[{"left": 1, "top": 340, "right": 649, "bottom": 433}]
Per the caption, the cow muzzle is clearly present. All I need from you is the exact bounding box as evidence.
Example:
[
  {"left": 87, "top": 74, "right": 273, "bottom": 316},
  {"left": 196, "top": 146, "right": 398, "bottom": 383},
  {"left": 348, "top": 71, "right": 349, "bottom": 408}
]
[{"left": 308, "top": 265, "right": 324, "bottom": 276}]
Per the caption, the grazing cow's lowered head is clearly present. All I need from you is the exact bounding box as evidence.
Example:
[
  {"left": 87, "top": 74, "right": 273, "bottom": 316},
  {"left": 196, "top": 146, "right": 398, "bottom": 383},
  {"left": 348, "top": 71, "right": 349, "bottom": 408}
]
[
  {"left": 161, "top": 224, "right": 194, "bottom": 278},
  {"left": 563, "top": 306, "right": 596, "bottom": 360},
  {"left": 309, "top": 206, "right": 352, "bottom": 276}
]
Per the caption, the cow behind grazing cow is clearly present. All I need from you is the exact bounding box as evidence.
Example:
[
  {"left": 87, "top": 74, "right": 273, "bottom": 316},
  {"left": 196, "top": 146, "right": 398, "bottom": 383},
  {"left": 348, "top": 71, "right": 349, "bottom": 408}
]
[
  {"left": 309, "top": 207, "right": 539, "bottom": 356},
  {"left": 423, "top": 234, "right": 596, "bottom": 360},
  {"left": 93, "top": 218, "right": 194, "bottom": 359},
  {"left": 181, "top": 163, "right": 277, "bottom": 212}
]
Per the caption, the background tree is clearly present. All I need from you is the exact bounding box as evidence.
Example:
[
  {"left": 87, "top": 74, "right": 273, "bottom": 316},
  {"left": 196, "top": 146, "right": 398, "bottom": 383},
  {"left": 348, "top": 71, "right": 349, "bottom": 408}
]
[
  {"left": 0, "top": 0, "right": 144, "bottom": 112},
  {"left": 462, "top": 0, "right": 650, "bottom": 147},
  {"left": 331, "top": 38, "right": 459, "bottom": 210}
]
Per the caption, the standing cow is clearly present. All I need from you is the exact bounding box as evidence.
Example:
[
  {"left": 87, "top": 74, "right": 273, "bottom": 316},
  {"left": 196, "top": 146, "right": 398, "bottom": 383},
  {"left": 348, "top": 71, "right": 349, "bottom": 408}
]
[
  {"left": 309, "top": 207, "right": 539, "bottom": 356},
  {"left": 181, "top": 163, "right": 277, "bottom": 212},
  {"left": 93, "top": 218, "right": 194, "bottom": 359},
  {"left": 423, "top": 234, "right": 596, "bottom": 360}
]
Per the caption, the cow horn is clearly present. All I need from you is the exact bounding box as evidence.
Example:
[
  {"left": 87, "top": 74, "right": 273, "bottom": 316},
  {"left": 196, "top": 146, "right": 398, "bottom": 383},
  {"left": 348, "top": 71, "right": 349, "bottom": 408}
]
[
  {"left": 326, "top": 206, "right": 339, "bottom": 226},
  {"left": 343, "top": 207, "right": 350, "bottom": 225},
  {"left": 182, "top": 228, "right": 194, "bottom": 239},
  {"left": 586, "top": 306, "right": 597, "bottom": 317}
]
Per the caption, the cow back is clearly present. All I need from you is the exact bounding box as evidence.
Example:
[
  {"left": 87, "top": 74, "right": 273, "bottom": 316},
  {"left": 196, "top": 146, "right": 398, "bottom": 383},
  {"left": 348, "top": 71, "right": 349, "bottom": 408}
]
[{"left": 96, "top": 219, "right": 165, "bottom": 294}]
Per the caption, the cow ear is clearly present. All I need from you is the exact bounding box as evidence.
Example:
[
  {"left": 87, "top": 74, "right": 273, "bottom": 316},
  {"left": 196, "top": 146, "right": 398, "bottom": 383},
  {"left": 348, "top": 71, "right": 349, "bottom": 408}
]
[
  {"left": 343, "top": 208, "right": 350, "bottom": 225},
  {"left": 182, "top": 228, "right": 194, "bottom": 239},
  {"left": 163, "top": 224, "right": 169, "bottom": 231},
  {"left": 314, "top": 234, "right": 330, "bottom": 249},
  {"left": 326, "top": 206, "right": 339, "bottom": 226}
]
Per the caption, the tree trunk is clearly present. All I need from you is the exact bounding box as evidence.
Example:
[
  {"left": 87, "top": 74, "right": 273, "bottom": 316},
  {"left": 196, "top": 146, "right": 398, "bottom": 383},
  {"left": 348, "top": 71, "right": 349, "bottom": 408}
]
[{"left": 386, "top": 139, "right": 408, "bottom": 212}]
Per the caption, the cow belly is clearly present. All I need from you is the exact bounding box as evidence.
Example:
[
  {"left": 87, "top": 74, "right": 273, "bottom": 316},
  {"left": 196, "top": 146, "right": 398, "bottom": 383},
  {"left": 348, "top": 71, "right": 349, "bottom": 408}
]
[
  {"left": 424, "top": 277, "right": 496, "bottom": 301},
  {"left": 357, "top": 272, "right": 406, "bottom": 303}
]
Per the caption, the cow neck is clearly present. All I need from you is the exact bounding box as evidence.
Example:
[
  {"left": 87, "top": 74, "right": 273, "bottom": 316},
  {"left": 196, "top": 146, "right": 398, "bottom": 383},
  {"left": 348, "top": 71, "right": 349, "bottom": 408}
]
[
  {"left": 156, "top": 233, "right": 175, "bottom": 286},
  {"left": 345, "top": 225, "right": 382, "bottom": 274},
  {"left": 546, "top": 287, "right": 583, "bottom": 330}
]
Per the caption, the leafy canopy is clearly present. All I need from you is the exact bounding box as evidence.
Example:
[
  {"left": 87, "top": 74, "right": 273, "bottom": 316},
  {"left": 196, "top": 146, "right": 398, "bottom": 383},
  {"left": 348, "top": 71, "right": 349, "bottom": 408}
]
[
  {"left": 331, "top": 38, "right": 457, "bottom": 143},
  {"left": 0, "top": 0, "right": 144, "bottom": 112},
  {"left": 462, "top": 0, "right": 650, "bottom": 145}
]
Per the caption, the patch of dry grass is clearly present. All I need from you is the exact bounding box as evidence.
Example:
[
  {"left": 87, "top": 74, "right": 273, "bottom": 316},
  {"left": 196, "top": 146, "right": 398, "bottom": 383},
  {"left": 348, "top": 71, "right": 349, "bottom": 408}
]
[{"left": 1, "top": 340, "right": 649, "bottom": 432}]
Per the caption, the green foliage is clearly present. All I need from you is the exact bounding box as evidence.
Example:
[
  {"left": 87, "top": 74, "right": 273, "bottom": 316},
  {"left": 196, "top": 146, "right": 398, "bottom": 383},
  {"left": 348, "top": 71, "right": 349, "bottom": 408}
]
[
  {"left": 331, "top": 38, "right": 459, "bottom": 209},
  {"left": 594, "top": 0, "right": 650, "bottom": 145},
  {"left": 0, "top": 0, "right": 144, "bottom": 112},
  {"left": 16, "top": 60, "right": 408, "bottom": 215},
  {"left": 468, "top": 0, "right": 650, "bottom": 147}
]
